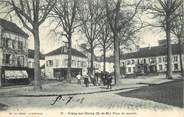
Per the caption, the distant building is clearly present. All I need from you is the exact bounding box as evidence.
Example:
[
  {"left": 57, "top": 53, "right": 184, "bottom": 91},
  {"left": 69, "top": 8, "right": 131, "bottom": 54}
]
[
  {"left": 90, "top": 57, "right": 103, "bottom": 73},
  {"left": 44, "top": 46, "right": 88, "bottom": 80},
  {"left": 79, "top": 45, "right": 102, "bottom": 73},
  {"left": 120, "top": 43, "right": 184, "bottom": 76},
  {"left": 96, "top": 56, "right": 114, "bottom": 73},
  {"left": 0, "top": 19, "right": 29, "bottom": 86}
]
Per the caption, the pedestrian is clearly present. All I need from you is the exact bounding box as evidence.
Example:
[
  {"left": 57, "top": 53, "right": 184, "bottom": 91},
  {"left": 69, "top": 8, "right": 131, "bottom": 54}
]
[
  {"left": 100, "top": 72, "right": 104, "bottom": 85},
  {"left": 76, "top": 72, "right": 81, "bottom": 85},
  {"left": 90, "top": 73, "right": 96, "bottom": 86},
  {"left": 84, "top": 75, "right": 89, "bottom": 87},
  {"left": 96, "top": 72, "right": 101, "bottom": 86},
  {"left": 107, "top": 73, "right": 112, "bottom": 89},
  {"left": 104, "top": 72, "right": 109, "bottom": 85}
]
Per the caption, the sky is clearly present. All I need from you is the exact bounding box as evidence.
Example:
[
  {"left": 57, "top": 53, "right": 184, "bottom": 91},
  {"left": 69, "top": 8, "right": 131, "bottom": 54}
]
[
  {"left": 26, "top": 16, "right": 165, "bottom": 55},
  {"left": 26, "top": 23, "right": 86, "bottom": 54},
  {"left": 25, "top": 1, "right": 167, "bottom": 55},
  {"left": 13, "top": 17, "right": 165, "bottom": 57},
  {"left": 0, "top": 0, "right": 168, "bottom": 55}
]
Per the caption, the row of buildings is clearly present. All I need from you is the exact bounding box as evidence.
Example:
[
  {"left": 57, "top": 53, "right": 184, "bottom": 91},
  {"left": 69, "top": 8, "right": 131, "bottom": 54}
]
[
  {"left": 0, "top": 19, "right": 183, "bottom": 86},
  {"left": 0, "top": 19, "right": 103, "bottom": 86},
  {"left": 120, "top": 40, "right": 184, "bottom": 76}
]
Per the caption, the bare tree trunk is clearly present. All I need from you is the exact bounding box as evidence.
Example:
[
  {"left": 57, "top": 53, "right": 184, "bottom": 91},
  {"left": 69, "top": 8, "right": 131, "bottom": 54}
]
[
  {"left": 114, "top": 33, "right": 121, "bottom": 85},
  {"left": 0, "top": 67, "right": 2, "bottom": 87},
  {"left": 166, "top": 16, "right": 173, "bottom": 79},
  {"left": 90, "top": 44, "right": 94, "bottom": 75},
  {"left": 113, "top": 0, "right": 121, "bottom": 85},
  {"left": 103, "top": 45, "right": 106, "bottom": 73},
  {"left": 119, "top": 44, "right": 121, "bottom": 70},
  {"left": 67, "top": 34, "right": 72, "bottom": 83},
  {"left": 33, "top": 26, "right": 42, "bottom": 90}
]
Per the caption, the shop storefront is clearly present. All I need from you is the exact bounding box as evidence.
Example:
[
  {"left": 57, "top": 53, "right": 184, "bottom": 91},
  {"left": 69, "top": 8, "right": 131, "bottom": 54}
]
[
  {"left": 0, "top": 66, "right": 30, "bottom": 86},
  {"left": 53, "top": 68, "right": 82, "bottom": 80}
]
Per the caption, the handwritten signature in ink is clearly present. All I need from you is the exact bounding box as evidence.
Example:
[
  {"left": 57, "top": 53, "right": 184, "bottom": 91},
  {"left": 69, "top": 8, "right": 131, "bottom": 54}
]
[{"left": 50, "top": 95, "right": 85, "bottom": 105}]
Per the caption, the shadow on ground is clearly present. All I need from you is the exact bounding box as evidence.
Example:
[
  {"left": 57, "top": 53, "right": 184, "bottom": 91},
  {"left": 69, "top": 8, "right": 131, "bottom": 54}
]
[{"left": 116, "top": 79, "right": 183, "bottom": 108}]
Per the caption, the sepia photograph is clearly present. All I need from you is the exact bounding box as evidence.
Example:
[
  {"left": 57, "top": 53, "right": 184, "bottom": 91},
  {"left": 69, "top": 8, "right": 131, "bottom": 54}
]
[{"left": 0, "top": 0, "right": 183, "bottom": 117}]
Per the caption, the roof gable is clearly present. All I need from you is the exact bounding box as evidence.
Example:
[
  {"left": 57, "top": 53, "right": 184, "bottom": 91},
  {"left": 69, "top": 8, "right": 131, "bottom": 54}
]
[
  {"left": 0, "top": 19, "right": 28, "bottom": 38},
  {"left": 45, "top": 46, "right": 87, "bottom": 58}
]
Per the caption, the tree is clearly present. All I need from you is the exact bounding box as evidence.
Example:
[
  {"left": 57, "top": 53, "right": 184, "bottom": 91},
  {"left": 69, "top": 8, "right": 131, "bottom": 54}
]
[
  {"left": 51, "top": 0, "right": 78, "bottom": 82},
  {"left": 78, "top": 0, "right": 104, "bottom": 75},
  {"left": 119, "top": 17, "right": 145, "bottom": 62},
  {"left": 1, "top": 0, "right": 56, "bottom": 90},
  {"left": 97, "top": 21, "right": 113, "bottom": 73},
  {"left": 150, "top": 0, "right": 183, "bottom": 79},
  {"left": 104, "top": 0, "right": 143, "bottom": 84},
  {"left": 171, "top": 2, "right": 184, "bottom": 77}
]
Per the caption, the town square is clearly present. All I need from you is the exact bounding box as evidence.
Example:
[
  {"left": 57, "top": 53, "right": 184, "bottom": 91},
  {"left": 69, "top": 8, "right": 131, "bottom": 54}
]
[{"left": 0, "top": 0, "right": 183, "bottom": 116}]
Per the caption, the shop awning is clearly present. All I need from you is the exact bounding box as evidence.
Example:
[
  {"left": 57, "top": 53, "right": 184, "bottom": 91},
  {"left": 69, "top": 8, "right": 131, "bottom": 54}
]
[{"left": 5, "top": 70, "right": 28, "bottom": 79}]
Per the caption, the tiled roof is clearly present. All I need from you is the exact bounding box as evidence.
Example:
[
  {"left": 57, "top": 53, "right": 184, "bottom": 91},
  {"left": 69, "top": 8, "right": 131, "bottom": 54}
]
[
  {"left": 121, "top": 44, "right": 183, "bottom": 59},
  {"left": 0, "top": 19, "right": 28, "bottom": 38},
  {"left": 45, "top": 46, "right": 87, "bottom": 58},
  {"left": 28, "top": 49, "right": 45, "bottom": 60}
]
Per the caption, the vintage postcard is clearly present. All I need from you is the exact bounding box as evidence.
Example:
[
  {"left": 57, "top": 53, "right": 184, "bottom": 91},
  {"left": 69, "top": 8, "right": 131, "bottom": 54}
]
[{"left": 0, "top": 0, "right": 183, "bottom": 117}]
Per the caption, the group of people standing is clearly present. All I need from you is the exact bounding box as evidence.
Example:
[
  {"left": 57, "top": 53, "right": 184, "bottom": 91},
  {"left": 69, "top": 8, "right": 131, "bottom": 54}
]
[{"left": 76, "top": 72, "right": 113, "bottom": 89}]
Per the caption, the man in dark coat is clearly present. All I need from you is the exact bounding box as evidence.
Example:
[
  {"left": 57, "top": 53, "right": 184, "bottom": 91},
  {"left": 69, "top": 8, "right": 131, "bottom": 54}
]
[
  {"left": 84, "top": 75, "right": 89, "bottom": 87},
  {"left": 106, "top": 73, "right": 112, "bottom": 89}
]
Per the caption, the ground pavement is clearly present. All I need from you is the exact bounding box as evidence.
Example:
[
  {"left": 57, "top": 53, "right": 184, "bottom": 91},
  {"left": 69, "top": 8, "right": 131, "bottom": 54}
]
[{"left": 0, "top": 77, "right": 183, "bottom": 111}]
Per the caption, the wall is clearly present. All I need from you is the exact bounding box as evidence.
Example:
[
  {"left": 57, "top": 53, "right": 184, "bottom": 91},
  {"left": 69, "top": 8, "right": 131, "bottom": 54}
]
[
  {"left": 120, "top": 58, "right": 137, "bottom": 74},
  {"left": 45, "top": 54, "right": 88, "bottom": 79}
]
